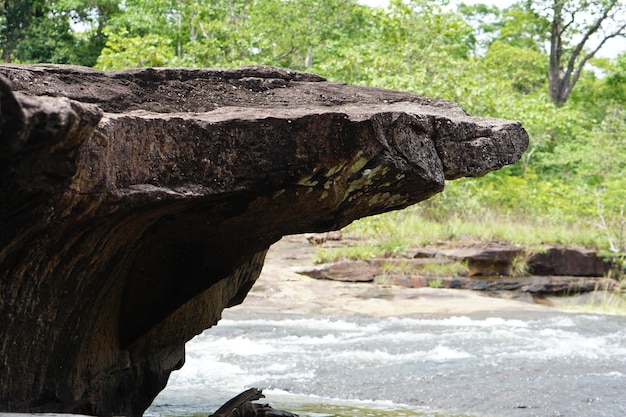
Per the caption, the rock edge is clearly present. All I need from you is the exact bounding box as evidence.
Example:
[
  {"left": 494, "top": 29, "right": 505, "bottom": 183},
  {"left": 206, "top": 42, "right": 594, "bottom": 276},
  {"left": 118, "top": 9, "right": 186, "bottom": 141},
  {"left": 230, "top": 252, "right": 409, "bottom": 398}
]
[{"left": 0, "top": 65, "right": 528, "bottom": 416}]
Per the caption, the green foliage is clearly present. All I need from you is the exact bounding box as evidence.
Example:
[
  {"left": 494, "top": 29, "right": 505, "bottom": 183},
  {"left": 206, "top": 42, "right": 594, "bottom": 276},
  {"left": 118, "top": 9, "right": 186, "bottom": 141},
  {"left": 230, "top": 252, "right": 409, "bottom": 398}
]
[
  {"left": 312, "top": 245, "right": 383, "bottom": 264},
  {"left": 97, "top": 29, "right": 179, "bottom": 70},
  {"left": 13, "top": 13, "right": 77, "bottom": 63},
  {"left": 427, "top": 277, "right": 445, "bottom": 288},
  {"left": 509, "top": 252, "right": 532, "bottom": 277},
  {"left": 421, "top": 261, "right": 469, "bottom": 278},
  {"left": 482, "top": 41, "right": 547, "bottom": 93},
  {"left": 95, "top": 0, "right": 373, "bottom": 71},
  {"left": 496, "top": 3, "right": 550, "bottom": 51},
  {"left": 1, "top": 0, "right": 120, "bottom": 65}
]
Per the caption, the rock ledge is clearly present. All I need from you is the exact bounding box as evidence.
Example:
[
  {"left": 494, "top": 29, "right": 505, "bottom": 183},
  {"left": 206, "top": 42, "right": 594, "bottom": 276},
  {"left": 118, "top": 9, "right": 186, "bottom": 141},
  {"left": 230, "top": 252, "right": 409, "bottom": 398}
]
[{"left": 0, "top": 65, "right": 528, "bottom": 416}]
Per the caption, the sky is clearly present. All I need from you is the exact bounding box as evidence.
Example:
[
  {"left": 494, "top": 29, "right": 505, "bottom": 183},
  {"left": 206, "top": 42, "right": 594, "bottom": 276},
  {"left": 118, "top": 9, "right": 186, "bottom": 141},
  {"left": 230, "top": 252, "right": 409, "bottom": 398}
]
[{"left": 358, "top": 0, "right": 626, "bottom": 58}]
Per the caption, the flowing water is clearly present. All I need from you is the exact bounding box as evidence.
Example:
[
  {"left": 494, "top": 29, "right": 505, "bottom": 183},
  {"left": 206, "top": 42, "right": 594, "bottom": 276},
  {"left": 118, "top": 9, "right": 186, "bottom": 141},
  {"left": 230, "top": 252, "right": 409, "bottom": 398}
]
[{"left": 147, "top": 310, "right": 626, "bottom": 417}]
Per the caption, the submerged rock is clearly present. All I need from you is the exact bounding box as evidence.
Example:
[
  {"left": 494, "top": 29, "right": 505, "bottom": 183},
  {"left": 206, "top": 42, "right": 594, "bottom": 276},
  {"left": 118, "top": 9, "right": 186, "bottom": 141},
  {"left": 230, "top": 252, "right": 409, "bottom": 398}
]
[{"left": 0, "top": 64, "right": 528, "bottom": 416}]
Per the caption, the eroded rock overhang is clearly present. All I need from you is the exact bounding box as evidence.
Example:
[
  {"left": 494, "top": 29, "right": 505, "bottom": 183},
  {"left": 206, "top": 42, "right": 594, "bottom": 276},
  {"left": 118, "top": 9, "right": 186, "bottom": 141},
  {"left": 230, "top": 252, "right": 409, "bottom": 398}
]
[{"left": 0, "top": 64, "right": 528, "bottom": 416}]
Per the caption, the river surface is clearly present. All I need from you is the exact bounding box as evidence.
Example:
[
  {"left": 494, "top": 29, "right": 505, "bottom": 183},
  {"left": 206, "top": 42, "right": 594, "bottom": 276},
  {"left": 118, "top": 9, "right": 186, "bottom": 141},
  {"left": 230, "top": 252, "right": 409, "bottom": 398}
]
[{"left": 147, "top": 309, "right": 626, "bottom": 417}]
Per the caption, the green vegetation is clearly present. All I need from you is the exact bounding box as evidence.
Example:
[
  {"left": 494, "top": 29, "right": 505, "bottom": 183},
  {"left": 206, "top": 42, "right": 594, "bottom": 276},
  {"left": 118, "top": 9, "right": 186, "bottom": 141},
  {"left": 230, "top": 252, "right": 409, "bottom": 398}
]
[
  {"left": 579, "top": 291, "right": 626, "bottom": 315},
  {"left": 427, "top": 277, "right": 445, "bottom": 288},
  {"left": 0, "top": 0, "right": 119, "bottom": 66},
  {"left": 313, "top": 245, "right": 385, "bottom": 264},
  {"left": 422, "top": 261, "right": 469, "bottom": 278},
  {"left": 558, "top": 285, "right": 626, "bottom": 315},
  {"left": 2, "top": 0, "right": 626, "bottom": 282},
  {"left": 380, "top": 259, "right": 468, "bottom": 277},
  {"left": 509, "top": 251, "right": 532, "bottom": 277},
  {"left": 312, "top": 204, "right": 605, "bottom": 264},
  {"left": 373, "top": 259, "right": 468, "bottom": 286}
]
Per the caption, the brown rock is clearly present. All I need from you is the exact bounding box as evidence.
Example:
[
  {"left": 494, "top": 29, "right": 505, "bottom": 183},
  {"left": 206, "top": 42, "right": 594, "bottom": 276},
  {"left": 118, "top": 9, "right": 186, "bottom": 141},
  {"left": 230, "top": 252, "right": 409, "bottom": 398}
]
[
  {"left": 412, "top": 242, "right": 609, "bottom": 277},
  {"left": 296, "top": 261, "right": 375, "bottom": 282},
  {"left": 413, "top": 242, "right": 524, "bottom": 276},
  {"left": 528, "top": 245, "right": 609, "bottom": 277},
  {"left": 519, "top": 276, "right": 615, "bottom": 294},
  {"left": 305, "top": 230, "right": 343, "bottom": 245},
  {"left": 0, "top": 64, "right": 528, "bottom": 416},
  {"left": 393, "top": 273, "right": 614, "bottom": 295}
]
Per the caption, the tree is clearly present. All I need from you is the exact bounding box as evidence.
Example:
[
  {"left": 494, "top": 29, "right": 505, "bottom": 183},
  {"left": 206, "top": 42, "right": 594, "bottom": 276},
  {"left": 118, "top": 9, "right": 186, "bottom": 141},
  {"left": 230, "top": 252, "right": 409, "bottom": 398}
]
[
  {"left": 329, "top": 0, "right": 475, "bottom": 92},
  {"left": 458, "top": 2, "right": 549, "bottom": 54},
  {"left": 536, "top": 0, "right": 626, "bottom": 105},
  {"left": 460, "top": 1, "right": 626, "bottom": 106},
  {"left": 96, "top": 0, "right": 179, "bottom": 69},
  {"left": 59, "top": 0, "right": 122, "bottom": 66},
  {"left": 96, "top": 0, "right": 369, "bottom": 71},
  {"left": 0, "top": 0, "right": 120, "bottom": 65},
  {"left": 247, "top": 0, "right": 366, "bottom": 69},
  {"left": 1, "top": 0, "right": 45, "bottom": 61}
]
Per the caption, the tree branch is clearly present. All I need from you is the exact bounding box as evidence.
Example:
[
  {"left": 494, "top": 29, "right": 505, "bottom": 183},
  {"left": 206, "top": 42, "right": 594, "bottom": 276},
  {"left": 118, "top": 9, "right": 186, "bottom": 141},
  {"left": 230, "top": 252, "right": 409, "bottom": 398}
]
[
  {"left": 569, "top": 20, "right": 626, "bottom": 93},
  {"left": 563, "top": 4, "right": 612, "bottom": 83}
]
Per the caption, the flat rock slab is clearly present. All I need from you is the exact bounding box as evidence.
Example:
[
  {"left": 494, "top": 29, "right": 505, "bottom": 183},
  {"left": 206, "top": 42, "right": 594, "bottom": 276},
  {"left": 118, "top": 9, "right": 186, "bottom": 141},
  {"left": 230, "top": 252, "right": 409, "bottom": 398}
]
[
  {"left": 0, "top": 64, "right": 528, "bottom": 416},
  {"left": 296, "top": 254, "right": 613, "bottom": 295},
  {"left": 296, "top": 261, "right": 376, "bottom": 282},
  {"left": 405, "top": 275, "right": 616, "bottom": 294},
  {"left": 413, "top": 242, "right": 609, "bottom": 277}
]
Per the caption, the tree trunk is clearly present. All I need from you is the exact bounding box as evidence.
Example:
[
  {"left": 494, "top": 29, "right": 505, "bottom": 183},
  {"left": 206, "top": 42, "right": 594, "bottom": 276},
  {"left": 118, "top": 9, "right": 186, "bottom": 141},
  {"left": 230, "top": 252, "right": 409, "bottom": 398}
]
[
  {"left": 547, "top": 0, "right": 626, "bottom": 106},
  {"left": 548, "top": 0, "right": 567, "bottom": 106},
  {"left": 305, "top": 45, "right": 313, "bottom": 68}
]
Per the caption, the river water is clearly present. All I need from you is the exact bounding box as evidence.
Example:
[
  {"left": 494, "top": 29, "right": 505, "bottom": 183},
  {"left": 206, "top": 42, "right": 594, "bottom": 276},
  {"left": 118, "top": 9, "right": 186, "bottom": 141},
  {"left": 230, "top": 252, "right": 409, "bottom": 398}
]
[{"left": 147, "top": 309, "right": 626, "bottom": 417}]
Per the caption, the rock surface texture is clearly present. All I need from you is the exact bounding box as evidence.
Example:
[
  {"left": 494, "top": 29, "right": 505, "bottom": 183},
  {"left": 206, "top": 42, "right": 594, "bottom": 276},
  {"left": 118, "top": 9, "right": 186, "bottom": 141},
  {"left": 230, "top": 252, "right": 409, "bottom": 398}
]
[{"left": 0, "top": 64, "right": 528, "bottom": 416}]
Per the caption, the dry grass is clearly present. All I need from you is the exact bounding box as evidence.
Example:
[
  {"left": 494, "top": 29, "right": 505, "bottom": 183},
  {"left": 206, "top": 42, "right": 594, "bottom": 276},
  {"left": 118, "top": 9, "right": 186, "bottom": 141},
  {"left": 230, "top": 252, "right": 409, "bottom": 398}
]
[{"left": 314, "top": 206, "right": 602, "bottom": 264}]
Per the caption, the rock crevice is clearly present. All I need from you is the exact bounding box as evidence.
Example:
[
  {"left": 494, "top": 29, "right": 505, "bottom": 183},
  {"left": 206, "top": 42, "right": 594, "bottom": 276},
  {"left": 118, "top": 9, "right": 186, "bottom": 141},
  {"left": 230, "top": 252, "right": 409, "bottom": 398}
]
[{"left": 0, "top": 64, "right": 528, "bottom": 416}]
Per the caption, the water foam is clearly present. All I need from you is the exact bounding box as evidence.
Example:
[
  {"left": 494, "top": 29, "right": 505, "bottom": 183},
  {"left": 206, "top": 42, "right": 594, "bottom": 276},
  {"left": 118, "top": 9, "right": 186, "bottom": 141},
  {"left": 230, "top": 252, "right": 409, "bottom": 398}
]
[{"left": 152, "top": 311, "right": 626, "bottom": 417}]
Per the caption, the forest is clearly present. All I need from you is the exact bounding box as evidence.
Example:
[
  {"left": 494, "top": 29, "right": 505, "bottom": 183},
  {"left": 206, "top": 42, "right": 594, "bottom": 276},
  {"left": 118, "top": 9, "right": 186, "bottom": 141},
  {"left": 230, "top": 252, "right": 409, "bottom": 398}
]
[{"left": 2, "top": 0, "right": 626, "bottom": 280}]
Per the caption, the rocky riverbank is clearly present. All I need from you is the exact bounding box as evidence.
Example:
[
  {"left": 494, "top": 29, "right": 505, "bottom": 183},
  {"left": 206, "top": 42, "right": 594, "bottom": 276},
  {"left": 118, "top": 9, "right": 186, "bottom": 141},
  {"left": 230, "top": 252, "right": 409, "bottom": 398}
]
[{"left": 232, "top": 234, "right": 625, "bottom": 316}]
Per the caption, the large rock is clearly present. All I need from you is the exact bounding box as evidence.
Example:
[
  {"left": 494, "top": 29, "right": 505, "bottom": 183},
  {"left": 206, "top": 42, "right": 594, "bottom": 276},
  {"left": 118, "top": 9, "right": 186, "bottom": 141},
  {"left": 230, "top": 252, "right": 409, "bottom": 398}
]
[
  {"left": 529, "top": 245, "right": 609, "bottom": 276},
  {"left": 0, "top": 64, "right": 528, "bottom": 416},
  {"left": 413, "top": 242, "right": 609, "bottom": 276}
]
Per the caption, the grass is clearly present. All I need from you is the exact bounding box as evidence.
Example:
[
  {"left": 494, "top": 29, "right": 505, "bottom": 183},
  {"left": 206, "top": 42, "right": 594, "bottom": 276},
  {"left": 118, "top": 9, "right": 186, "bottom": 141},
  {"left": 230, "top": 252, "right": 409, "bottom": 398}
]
[
  {"left": 378, "top": 259, "right": 468, "bottom": 277},
  {"left": 509, "top": 251, "right": 532, "bottom": 277},
  {"left": 313, "top": 205, "right": 602, "bottom": 264},
  {"left": 312, "top": 245, "right": 385, "bottom": 264},
  {"left": 561, "top": 287, "right": 626, "bottom": 316},
  {"left": 373, "top": 260, "right": 468, "bottom": 286},
  {"left": 427, "top": 277, "right": 445, "bottom": 288},
  {"left": 356, "top": 205, "right": 602, "bottom": 247},
  {"left": 379, "top": 261, "right": 415, "bottom": 275},
  {"left": 420, "top": 261, "right": 469, "bottom": 277}
]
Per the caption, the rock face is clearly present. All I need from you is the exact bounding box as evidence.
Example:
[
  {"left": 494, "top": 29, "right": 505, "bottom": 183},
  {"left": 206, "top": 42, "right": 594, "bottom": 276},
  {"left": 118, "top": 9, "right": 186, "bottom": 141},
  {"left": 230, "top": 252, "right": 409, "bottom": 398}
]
[{"left": 0, "top": 64, "right": 528, "bottom": 416}]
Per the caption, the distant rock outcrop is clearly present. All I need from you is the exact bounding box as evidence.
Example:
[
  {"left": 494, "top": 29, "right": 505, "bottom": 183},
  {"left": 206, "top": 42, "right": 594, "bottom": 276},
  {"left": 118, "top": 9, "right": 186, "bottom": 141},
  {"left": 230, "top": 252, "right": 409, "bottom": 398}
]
[
  {"left": 0, "top": 64, "right": 528, "bottom": 416},
  {"left": 412, "top": 242, "right": 609, "bottom": 277},
  {"left": 298, "top": 241, "right": 613, "bottom": 295}
]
